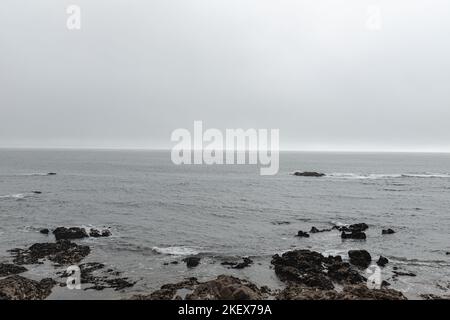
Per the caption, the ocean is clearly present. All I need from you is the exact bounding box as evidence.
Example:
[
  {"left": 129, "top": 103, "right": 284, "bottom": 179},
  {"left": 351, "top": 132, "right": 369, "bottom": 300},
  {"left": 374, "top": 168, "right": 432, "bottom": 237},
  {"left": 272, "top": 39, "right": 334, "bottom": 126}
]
[{"left": 0, "top": 149, "right": 449, "bottom": 299}]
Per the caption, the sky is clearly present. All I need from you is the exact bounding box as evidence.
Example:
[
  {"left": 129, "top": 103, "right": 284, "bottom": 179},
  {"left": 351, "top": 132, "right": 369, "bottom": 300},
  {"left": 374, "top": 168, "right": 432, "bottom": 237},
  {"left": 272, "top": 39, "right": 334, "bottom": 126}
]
[{"left": 0, "top": 0, "right": 449, "bottom": 151}]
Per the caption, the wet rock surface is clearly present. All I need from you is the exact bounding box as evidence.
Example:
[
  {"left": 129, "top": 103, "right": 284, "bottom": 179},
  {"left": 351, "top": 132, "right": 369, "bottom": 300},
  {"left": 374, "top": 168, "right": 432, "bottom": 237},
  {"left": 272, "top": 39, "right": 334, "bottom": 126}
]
[
  {"left": 89, "top": 228, "right": 112, "bottom": 238},
  {"left": 9, "top": 240, "right": 91, "bottom": 265},
  {"left": 271, "top": 250, "right": 365, "bottom": 290},
  {"left": 131, "top": 275, "right": 270, "bottom": 300},
  {"left": 297, "top": 231, "right": 310, "bottom": 238},
  {"left": 183, "top": 257, "right": 201, "bottom": 268},
  {"left": 348, "top": 250, "right": 372, "bottom": 269},
  {"left": 0, "top": 275, "right": 56, "bottom": 300},
  {"left": 221, "top": 257, "right": 253, "bottom": 269},
  {"left": 377, "top": 256, "right": 389, "bottom": 267},
  {"left": 53, "top": 227, "right": 88, "bottom": 241},
  {"left": 0, "top": 263, "right": 28, "bottom": 277}
]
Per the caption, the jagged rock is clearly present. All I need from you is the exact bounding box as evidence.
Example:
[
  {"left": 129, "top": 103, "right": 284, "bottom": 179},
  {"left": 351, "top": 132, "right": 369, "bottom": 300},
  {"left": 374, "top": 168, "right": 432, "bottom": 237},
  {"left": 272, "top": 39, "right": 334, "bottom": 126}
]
[
  {"left": 293, "top": 172, "right": 325, "bottom": 177},
  {"left": 382, "top": 229, "right": 395, "bottom": 235},
  {"left": 341, "top": 231, "right": 366, "bottom": 240},
  {"left": 271, "top": 250, "right": 336, "bottom": 290},
  {"left": 297, "top": 231, "right": 310, "bottom": 238},
  {"left": 377, "top": 256, "right": 389, "bottom": 267},
  {"left": 277, "top": 283, "right": 405, "bottom": 300},
  {"left": 53, "top": 227, "right": 88, "bottom": 240},
  {"left": 186, "top": 275, "right": 267, "bottom": 300},
  {"left": 348, "top": 250, "right": 372, "bottom": 268},
  {"left": 0, "top": 275, "right": 56, "bottom": 300},
  {"left": 183, "top": 257, "right": 201, "bottom": 268},
  {"left": 0, "top": 263, "right": 28, "bottom": 277},
  {"left": 9, "top": 240, "right": 90, "bottom": 265},
  {"left": 131, "top": 278, "right": 200, "bottom": 300}
]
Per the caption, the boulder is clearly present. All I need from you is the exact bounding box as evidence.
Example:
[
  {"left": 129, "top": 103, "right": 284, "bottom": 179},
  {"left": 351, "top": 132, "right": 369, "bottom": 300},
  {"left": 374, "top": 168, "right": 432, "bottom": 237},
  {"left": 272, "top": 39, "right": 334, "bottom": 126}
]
[
  {"left": 89, "top": 228, "right": 111, "bottom": 238},
  {"left": 348, "top": 250, "right": 372, "bottom": 268},
  {"left": 53, "top": 227, "right": 88, "bottom": 240},
  {"left": 377, "top": 256, "right": 389, "bottom": 267},
  {"left": 183, "top": 257, "right": 201, "bottom": 268},
  {"left": 297, "top": 231, "right": 310, "bottom": 238}
]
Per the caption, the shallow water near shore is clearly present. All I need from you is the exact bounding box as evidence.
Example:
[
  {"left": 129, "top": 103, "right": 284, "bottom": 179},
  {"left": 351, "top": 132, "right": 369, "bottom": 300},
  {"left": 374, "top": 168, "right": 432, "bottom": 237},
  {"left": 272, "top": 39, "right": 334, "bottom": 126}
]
[{"left": 0, "top": 149, "right": 449, "bottom": 299}]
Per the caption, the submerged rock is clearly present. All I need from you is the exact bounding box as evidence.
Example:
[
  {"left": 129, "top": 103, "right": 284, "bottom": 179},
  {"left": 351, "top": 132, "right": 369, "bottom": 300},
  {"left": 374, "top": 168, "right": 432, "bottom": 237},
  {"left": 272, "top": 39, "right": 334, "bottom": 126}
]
[
  {"left": 310, "top": 226, "right": 332, "bottom": 233},
  {"left": 183, "top": 257, "right": 201, "bottom": 268},
  {"left": 47, "top": 173, "right": 57, "bottom": 176},
  {"left": 382, "top": 229, "right": 396, "bottom": 235},
  {"left": 53, "top": 227, "right": 88, "bottom": 241},
  {"left": 9, "top": 240, "right": 90, "bottom": 265},
  {"left": 348, "top": 250, "right": 372, "bottom": 269},
  {"left": 293, "top": 172, "right": 325, "bottom": 177},
  {"left": 336, "top": 223, "right": 369, "bottom": 233},
  {"left": 0, "top": 275, "right": 56, "bottom": 300},
  {"left": 377, "top": 256, "right": 389, "bottom": 267},
  {"left": 0, "top": 263, "right": 28, "bottom": 277},
  {"left": 39, "top": 229, "right": 50, "bottom": 235}
]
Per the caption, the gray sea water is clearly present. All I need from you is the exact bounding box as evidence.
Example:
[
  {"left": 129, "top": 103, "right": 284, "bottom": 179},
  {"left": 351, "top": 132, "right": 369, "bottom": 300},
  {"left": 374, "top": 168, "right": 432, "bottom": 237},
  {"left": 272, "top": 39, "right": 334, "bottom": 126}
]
[{"left": 0, "top": 149, "right": 449, "bottom": 299}]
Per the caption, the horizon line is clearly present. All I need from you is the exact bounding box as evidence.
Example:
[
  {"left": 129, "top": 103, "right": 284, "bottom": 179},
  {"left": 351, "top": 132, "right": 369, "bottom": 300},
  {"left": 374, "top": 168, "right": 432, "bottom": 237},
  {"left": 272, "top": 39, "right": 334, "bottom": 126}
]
[{"left": 1, "top": 146, "right": 450, "bottom": 154}]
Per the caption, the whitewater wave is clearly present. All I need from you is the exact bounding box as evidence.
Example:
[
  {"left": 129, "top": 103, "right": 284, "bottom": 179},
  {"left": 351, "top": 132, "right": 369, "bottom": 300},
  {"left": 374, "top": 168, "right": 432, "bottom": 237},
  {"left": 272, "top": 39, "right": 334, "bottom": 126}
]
[
  {"left": 152, "top": 246, "right": 200, "bottom": 256},
  {"left": 327, "top": 173, "right": 450, "bottom": 180},
  {"left": 0, "top": 193, "right": 26, "bottom": 200}
]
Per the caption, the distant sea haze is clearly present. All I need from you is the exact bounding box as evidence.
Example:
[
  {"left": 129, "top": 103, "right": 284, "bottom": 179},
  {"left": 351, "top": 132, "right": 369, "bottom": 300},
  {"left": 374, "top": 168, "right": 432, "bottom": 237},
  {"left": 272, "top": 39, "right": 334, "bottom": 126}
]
[{"left": 0, "top": 149, "right": 449, "bottom": 299}]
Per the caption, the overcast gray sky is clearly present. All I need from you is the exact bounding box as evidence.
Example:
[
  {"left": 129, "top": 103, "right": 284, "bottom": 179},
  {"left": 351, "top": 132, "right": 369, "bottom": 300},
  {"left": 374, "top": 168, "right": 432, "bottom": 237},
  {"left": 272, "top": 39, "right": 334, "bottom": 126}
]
[{"left": 1, "top": 0, "right": 449, "bottom": 151}]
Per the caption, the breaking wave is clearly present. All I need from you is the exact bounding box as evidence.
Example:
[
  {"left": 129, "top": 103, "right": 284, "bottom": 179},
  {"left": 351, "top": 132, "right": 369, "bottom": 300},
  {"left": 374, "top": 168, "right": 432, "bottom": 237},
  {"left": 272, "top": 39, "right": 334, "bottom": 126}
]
[{"left": 152, "top": 246, "right": 200, "bottom": 256}]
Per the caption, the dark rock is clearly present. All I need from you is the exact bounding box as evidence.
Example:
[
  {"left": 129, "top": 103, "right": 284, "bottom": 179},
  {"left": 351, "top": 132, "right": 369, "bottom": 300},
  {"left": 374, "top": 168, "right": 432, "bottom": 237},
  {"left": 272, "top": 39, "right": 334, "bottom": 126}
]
[
  {"left": 348, "top": 250, "right": 372, "bottom": 269},
  {"left": 382, "top": 229, "right": 395, "bottom": 235},
  {"left": 293, "top": 172, "right": 325, "bottom": 177},
  {"left": 341, "top": 231, "right": 367, "bottom": 240},
  {"left": 47, "top": 173, "right": 57, "bottom": 176},
  {"left": 0, "top": 263, "right": 28, "bottom": 277},
  {"left": 9, "top": 240, "right": 90, "bottom": 265},
  {"left": 0, "top": 275, "right": 56, "bottom": 300},
  {"left": 271, "top": 250, "right": 335, "bottom": 290},
  {"left": 377, "top": 256, "right": 389, "bottom": 267},
  {"left": 336, "top": 223, "right": 369, "bottom": 233},
  {"left": 53, "top": 227, "right": 88, "bottom": 241},
  {"left": 89, "top": 228, "right": 112, "bottom": 238},
  {"left": 39, "top": 229, "right": 50, "bottom": 235},
  {"left": 32, "top": 191, "right": 42, "bottom": 194},
  {"left": 327, "top": 262, "right": 366, "bottom": 284},
  {"left": 310, "top": 226, "right": 332, "bottom": 233},
  {"left": 297, "top": 231, "right": 310, "bottom": 238},
  {"left": 221, "top": 257, "right": 253, "bottom": 269},
  {"left": 170, "top": 261, "right": 179, "bottom": 265},
  {"left": 277, "top": 284, "right": 405, "bottom": 300},
  {"left": 183, "top": 257, "right": 201, "bottom": 268},
  {"left": 271, "top": 221, "right": 291, "bottom": 225},
  {"left": 393, "top": 271, "right": 416, "bottom": 277}
]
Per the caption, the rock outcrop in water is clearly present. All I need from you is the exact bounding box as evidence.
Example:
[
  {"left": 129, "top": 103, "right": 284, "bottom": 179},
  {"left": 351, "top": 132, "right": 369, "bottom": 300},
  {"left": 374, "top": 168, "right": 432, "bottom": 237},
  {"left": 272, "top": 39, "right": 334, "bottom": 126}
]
[
  {"left": 348, "top": 250, "right": 372, "bottom": 269},
  {"left": 183, "top": 257, "right": 201, "bottom": 268},
  {"left": 293, "top": 172, "right": 325, "bottom": 177},
  {"left": 341, "top": 231, "right": 367, "bottom": 240},
  {"left": 53, "top": 227, "right": 88, "bottom": 241},
  {"left": 382, "top": 229, "right": 395, "bottom": 235},
  {"left": 0, "top": 263, "right": 28, "bottom": 277},
  {"left": 221, "top": 257, "right": 253, "bottom": 269},
  {"left": 297, "top": 231, "right": 310, "bottom": 238},
  {"left": 9, "top": 240, "right": 91, "bottom": 265},
  {"left": 0, "top": 275, "right": 56, "bottom": 300},
  {"left": 377, "top": 256, "right": 389, "bottom": 267}
]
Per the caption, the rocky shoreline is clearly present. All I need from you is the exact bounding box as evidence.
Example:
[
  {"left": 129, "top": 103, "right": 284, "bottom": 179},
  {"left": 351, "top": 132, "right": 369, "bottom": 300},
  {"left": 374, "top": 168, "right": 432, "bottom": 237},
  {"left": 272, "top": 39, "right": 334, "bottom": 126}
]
[{"left": 0, "top": 225, "right": 448, "bottom": 300}]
